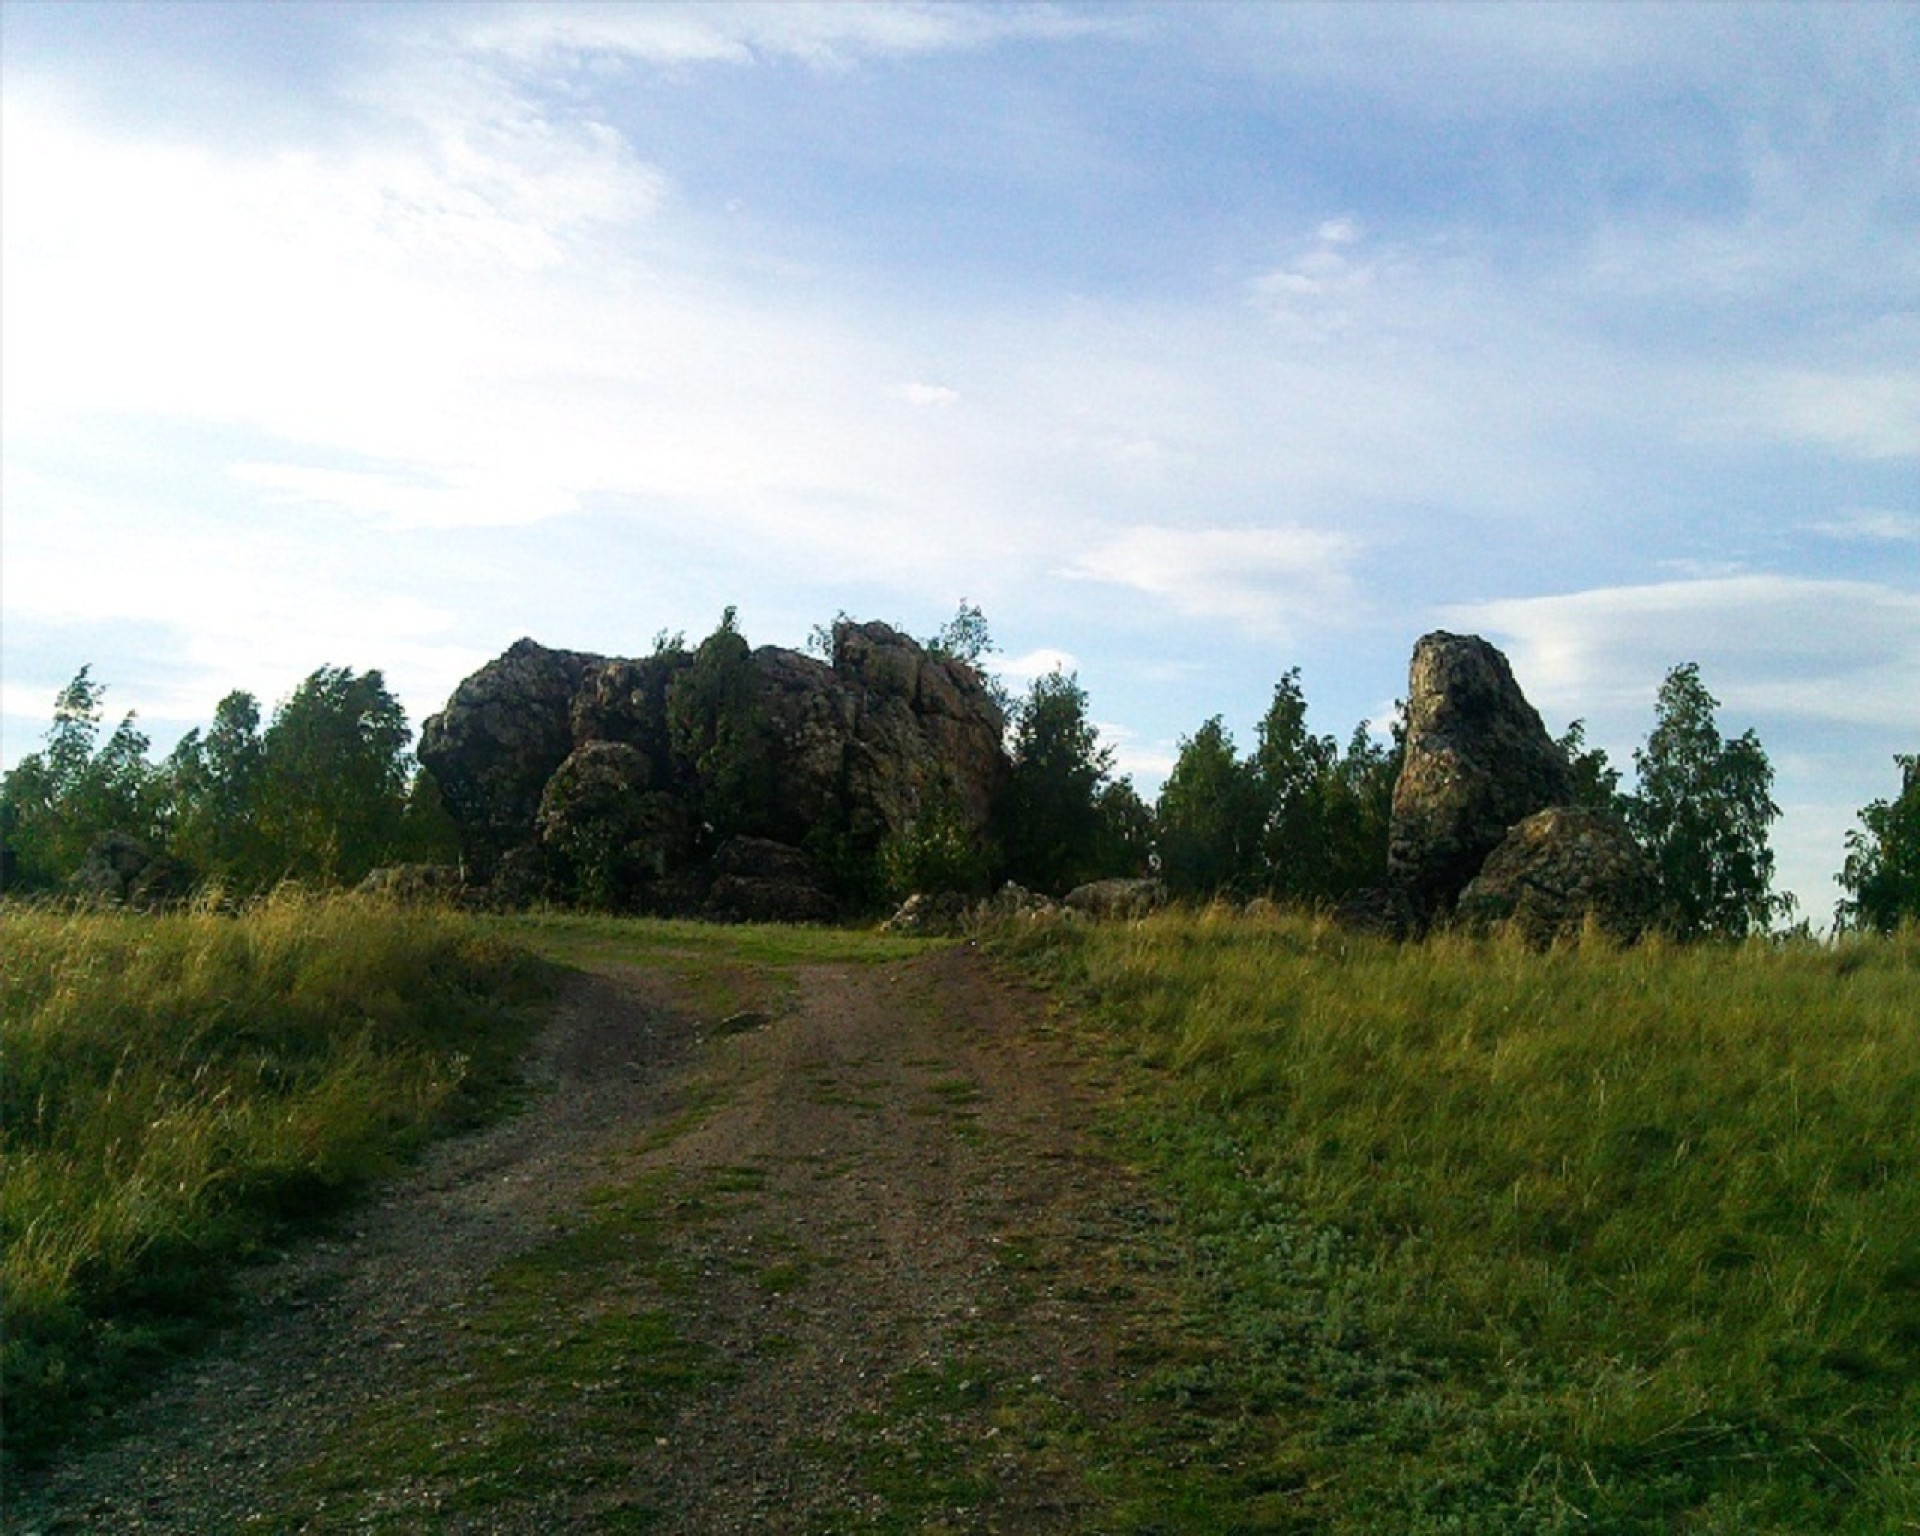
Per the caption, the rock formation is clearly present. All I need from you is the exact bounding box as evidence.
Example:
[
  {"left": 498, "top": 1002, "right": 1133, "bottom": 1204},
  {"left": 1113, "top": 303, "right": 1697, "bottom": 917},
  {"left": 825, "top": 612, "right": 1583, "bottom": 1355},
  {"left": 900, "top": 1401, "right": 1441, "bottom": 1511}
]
[
  {"left": 1456, "top": 807, "right": 1658, "bottom": 947},
  {"left": 419, "top": 620, "right": 1008, "bottom": 916},
  {"left": 1387, "top": 632, "right": 1572, "bottom": 923},
  {"left": 1063, "top": 876, "right": 1168, "bottom": 920}
]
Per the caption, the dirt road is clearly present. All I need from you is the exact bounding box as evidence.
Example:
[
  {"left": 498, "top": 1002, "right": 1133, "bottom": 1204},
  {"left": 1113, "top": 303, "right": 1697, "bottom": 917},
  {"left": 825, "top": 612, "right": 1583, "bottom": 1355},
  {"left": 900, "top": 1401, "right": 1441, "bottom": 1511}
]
[{"left": 13, "top": 944, "right": 1177, "bottom": 1533}]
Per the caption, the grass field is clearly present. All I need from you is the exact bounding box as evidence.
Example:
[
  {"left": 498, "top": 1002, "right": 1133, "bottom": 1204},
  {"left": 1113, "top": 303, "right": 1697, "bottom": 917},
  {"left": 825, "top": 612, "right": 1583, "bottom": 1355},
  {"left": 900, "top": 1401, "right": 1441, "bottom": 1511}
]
[
  {"left": 9, "top": 895, "right": 1916, "bottom": 1531},
  {"left": 0, "top": 892, "right": 550, "bottom": 1467},
  {"left": 992, "top": 909, "right": 1920, "bottom": 1533}
]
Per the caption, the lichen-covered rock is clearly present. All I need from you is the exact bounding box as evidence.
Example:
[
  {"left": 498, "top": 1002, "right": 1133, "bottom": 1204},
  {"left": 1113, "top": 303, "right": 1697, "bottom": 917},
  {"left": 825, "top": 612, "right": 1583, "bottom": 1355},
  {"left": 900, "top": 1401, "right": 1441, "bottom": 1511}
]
[
  {"left": 1063, "top": 877, "right": 1167, "bottom": 920},
  {"left": 421, "top": 619, "right": 1010, "bottom": 914},
  {"left": 1331, "top": 885, "right": 1415, "bottom": 940},
  {"left": 834, "top": 620, "right": 1007, "bottom": 841},
  {"left": 420, "top": 638, "right": 606, "bottom": 882},
  {"left": 70, "top": 833, "right": 188, "bottom": 906},
  {"left": 706, "top": 836, "right": 838, "bottom": 924},
  {"left": 1457, "top": 807, "right": 1657, "bottom": 946},
  {"left": 355, "top": 864, "right": 467, "bottom": 904},
  {"left": 537, "top": 740, "right": 690, "bottom": 909},
  {"left": 882, "top": 890, "right": 974, "bottom": 936},
  {"left": 1388, "top": 632, "right": 1571, "bottom": 923}
]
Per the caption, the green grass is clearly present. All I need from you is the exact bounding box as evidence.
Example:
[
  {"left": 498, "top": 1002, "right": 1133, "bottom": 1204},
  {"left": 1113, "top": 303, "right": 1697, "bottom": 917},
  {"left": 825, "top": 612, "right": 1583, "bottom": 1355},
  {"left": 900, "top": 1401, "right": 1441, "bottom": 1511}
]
[
  {"left": 285, "top": 1170, "right": 723, "bottom": 1531},
  {"left": 494, "top": 909, "right": 939, "bottom": 974},
  {"left": 0, "top": 891, "right": 551, "bottom": 1468},
  {"left": 991, "top": 909, "right": 1920, "bottom": 1534}
]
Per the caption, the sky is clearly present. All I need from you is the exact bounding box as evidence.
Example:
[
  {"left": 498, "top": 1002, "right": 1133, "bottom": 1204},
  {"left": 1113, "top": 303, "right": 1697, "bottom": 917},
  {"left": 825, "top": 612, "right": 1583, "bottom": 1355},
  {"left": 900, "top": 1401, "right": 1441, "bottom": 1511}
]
[{"left": 3, "top": 1, "right": 1916, "bottom": 923}]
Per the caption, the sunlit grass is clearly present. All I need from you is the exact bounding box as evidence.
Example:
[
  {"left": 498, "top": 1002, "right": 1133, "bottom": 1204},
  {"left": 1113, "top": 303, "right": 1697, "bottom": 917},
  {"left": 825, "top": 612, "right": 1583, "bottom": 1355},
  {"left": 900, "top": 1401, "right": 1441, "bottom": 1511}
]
[
  {"left": 993, "top": 909, "right": 1920, "bottom": 1532},
  {"left": 0, "top": 891, "right": 550, "bottom": 1466}
]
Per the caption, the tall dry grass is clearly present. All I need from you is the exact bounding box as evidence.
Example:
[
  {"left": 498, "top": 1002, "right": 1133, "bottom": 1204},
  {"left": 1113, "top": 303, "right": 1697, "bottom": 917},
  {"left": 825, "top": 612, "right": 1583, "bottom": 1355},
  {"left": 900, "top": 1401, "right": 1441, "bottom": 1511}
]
[
  {"left": 0, "top": 891, "right": 548, "bottom": 1465},
  {"left": 996, "top": 908, "right": 1920, "bottom": 1532}
]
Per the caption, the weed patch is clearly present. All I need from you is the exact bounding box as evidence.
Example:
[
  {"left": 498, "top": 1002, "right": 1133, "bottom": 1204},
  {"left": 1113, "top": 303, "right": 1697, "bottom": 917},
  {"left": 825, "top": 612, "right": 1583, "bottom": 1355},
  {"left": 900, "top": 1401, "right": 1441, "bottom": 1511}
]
[
  {"left": 992, "top": 911, "right": 1920, "bottom": 1533},
  {"left": 0, "top": 893, "right": 550, "bottom": 1469}
]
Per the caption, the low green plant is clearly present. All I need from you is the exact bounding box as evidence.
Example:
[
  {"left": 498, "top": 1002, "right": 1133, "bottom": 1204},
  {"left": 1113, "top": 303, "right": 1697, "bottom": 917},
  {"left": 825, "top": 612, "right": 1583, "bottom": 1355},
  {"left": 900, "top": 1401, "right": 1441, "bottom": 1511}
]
[
  {"left": 0, "top": 891, "right": 550, "bottom": 1466},
  {"left": 992, "top": 909, "right": 1920, "bottom": 1532}
]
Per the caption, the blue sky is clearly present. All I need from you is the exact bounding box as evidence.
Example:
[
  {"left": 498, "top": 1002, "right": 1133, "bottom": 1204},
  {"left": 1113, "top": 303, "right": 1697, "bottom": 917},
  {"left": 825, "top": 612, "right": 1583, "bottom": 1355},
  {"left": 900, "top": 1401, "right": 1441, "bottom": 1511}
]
[{"left": 3, "top": 1, "right": 1916, "bottom": 921}]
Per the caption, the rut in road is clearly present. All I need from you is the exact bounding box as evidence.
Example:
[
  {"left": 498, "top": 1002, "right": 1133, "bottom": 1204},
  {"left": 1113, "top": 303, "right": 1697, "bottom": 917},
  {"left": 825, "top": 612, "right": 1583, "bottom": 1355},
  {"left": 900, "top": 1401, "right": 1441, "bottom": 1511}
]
[{"left": 15, "top": 945, "right": 1181, "bottom": 1534}]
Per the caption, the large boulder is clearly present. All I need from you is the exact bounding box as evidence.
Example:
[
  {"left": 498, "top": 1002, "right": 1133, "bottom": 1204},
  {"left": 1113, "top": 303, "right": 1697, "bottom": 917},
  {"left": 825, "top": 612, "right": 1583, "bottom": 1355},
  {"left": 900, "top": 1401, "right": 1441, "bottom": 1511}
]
[
  {"left": 420, "top": 620, "right": 1009, "bottom": 915},
  {"left": 1388, "top": 632, "right": 1571, "bottom": 922},
  {"left": 706, "top": 836, "right": 838, "bottom": 924},
  {"left": 419, "top": 638, "right": 606, "bottom": 882},
  {"left": 536, "top": 740, "right": 690, "bottom": 909},
  {"left": 70, "top": 833, "right": 188, "bottom": 906},
  {"left": 1456, "top": 807, "right": 1658, "bottom": 946},
  {"left": 1063, "top": 877, "right": 1167, "bottom": 920},
  {"left": 834, "top": 621, "right": 1008, "bottom": 840}
]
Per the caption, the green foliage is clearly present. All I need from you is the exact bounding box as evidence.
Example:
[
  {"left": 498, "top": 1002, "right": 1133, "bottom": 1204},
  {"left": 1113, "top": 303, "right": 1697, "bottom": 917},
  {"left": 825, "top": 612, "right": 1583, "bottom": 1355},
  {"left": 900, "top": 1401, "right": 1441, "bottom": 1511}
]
[
  {"left": 923, "top": 598, "right": 1012, "bottom": 717},
  {"left": 1628, "top": 663, "right": 1789, "bottom": 939},
  {"left": 1156, "top": 717, "right": 1262, "bottom": 898},
  {"left": 0, "top": 668, "right": 163, "bottom": 891},
  {"left": 991, "top": 910, "right": 1920, "bottom": 1532},
  {"left": 1254, "top": 671, "right": 1398, "bottom": 903},
  {"left": 0, "top": 894, "right": 550, "bottom": 1467},
  {"left": 165, "top": 690, "right": 273, "bottom": 887},
  {"left": 253, "top": 667, "right": 412, "bottom": 886},
  {"left": 1558, "top": 716, "right": 1627, "bottom": 815},
  {"left": 666, "top": 607, "right": 772, "bottom": 843},
  {"left": 924, "top": 598, "right": 994, "bottom": 667},
  {"left": 1836, "top": 754, "right": 1920, "bottom": 933},
  {"left": 879, "top": 776, "right": 994, "bottom": 900},
  {"left": 996, "top": 669, "right": 1138, "bottom": 894},
  {"left": 1153, "top": 670, "right": 1398, "bottom": 905},
  {"left": 4, "top": 666, "right": 424, "bottom": 897}
]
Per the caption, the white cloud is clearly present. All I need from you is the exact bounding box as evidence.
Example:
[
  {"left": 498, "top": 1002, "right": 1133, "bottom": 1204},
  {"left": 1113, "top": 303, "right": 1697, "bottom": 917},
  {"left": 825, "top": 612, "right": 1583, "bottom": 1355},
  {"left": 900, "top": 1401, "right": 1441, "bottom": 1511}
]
[
  {"left": 1807, "top": 510, "right": 1920, "bottom": 544},
  {"left": 1446, "top": 577, "right": 1920, "bottom": 730},
  {"left": 1063, "top": 525, "right": 1362, "bottom": 641},
  {"left": 230, "top": 462, "right": 581, "bottom": 530},
  {"left": 899, "top": 381, "right": 962, "bottom": 409},
  {"left": 1249, "top": 218, "right": 1394, "bottom": 340},
  {"left": 1754, "top": 370, "right": 1920, "bottom": 462},
  {"left": 455, "top": 2, "right": 1121, "bottom": 73},
  {"left": 1000, "top": 647, "right": 1079, "bottom": 683}
]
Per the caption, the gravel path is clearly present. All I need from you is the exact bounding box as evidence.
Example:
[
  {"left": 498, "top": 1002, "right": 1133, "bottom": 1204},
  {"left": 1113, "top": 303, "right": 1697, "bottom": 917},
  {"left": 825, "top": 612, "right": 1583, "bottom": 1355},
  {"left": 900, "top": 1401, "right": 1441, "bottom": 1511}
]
[{"left": 10, "top": 945, "right": 1173, "bottom": 1534}]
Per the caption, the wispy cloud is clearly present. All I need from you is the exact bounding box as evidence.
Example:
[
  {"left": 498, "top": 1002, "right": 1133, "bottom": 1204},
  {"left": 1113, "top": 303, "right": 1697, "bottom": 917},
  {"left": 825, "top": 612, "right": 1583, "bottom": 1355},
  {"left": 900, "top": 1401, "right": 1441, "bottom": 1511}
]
[
  {"left": 455, "top": 2, "right": 1123, "bottom": 72},
  {"left": 1063, "top": 526, "right": 1361, "bottom": 641},
  {"left": 1447, "top": 577, "right": 1920, "bottom": 730},
  {"left": 1807, "top": 510, "right": 1920, "bottom": 544}
]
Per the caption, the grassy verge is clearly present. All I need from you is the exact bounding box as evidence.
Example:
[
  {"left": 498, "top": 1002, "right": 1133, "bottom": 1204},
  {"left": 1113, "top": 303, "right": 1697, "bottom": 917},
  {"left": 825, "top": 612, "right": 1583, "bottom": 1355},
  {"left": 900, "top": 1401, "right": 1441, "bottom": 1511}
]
[
  {"left": 991, "top": 910, "right": 1920, "bottom": 1534},
  {"left": 0, "top": 892, "right": 552, "bottom": 1468}
]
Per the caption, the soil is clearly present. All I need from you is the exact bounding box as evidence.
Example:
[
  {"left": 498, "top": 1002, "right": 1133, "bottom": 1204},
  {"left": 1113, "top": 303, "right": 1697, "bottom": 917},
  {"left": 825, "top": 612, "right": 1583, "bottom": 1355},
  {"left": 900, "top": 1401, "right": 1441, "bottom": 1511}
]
[{"left": 9, "top": 945, "right": 1178, "bottom": 1534}]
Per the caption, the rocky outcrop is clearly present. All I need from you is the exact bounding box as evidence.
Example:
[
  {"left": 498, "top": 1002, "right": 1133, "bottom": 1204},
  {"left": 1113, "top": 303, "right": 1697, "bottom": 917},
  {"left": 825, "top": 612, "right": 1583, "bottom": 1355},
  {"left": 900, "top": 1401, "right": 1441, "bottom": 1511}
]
[
  {"left": 1456, "top": 807, "right": 1658, "bottom": 947},
  {"left": 705, "top": 837, "right": 838, "bottom": 925},
  {"left": 1388, "top": 632, "right": 1571, "bottom": 923},
  {"left": 355, "top": 864, "right": 468, "bottom": 904},
  {"left": 419, "top": 620, "right": 1009, "bottom": 916},
  {"left": 70, "top": 833, "right": 189, "bottom": 906},
  {"left": 1063, "top": 877, "right": 1167, "bottom": 920},
  {"left": 417, "top": 639, "right": 609, "bottom": 883}
]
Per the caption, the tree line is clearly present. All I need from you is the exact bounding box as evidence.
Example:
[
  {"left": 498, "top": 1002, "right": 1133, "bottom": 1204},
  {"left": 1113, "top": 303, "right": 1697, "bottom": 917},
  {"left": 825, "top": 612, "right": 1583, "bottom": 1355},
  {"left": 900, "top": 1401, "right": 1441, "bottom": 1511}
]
[
  {"left": 0, "top": 666, "right": 456, "bottom": 898},
  {"left": 3, "top": 616, "right": 1915, "bottom": 937}
]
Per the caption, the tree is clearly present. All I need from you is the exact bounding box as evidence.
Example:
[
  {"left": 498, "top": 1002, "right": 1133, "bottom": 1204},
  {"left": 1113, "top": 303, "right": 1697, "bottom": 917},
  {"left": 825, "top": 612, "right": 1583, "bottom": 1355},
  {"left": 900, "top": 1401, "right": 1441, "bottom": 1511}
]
[
  {"left": 996, "top": 669, "right": 1128, "bottom": 894},
  {"left": 1319, "top": 718, "right": 1399, "bottom": 899},
  {"left": 1835, "top": 754, "right": 1920, "bottom": 933},
  {"left": 0, "top": 668, "right": 161, "bottom": 890},
  {"left": 925, "top": 599, "right": 1011, "bottom": 716},
  {"left": 1557, "top": 718, "right": 1626, "bottom": 816},
  {"left": 165, "top": 690, "right": 272, "bottom": 886},
  {"left": 666, "top": 607, "right": 772, "bottom": 843},
  {"left": 1249, "top": 670, "right": 1340, "bottom": 902},
  {"left": 1157, "top": 717, "right": 1262, "bottom": 897},
  {"left": 255, "top": 667, "right": 413, "bottom": 886},
  {"left": 1627, "top": 663, "right": 1787, "bottom": 939}
]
